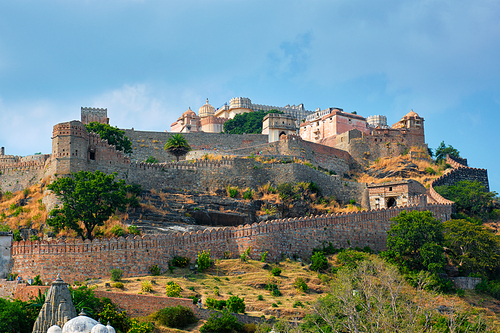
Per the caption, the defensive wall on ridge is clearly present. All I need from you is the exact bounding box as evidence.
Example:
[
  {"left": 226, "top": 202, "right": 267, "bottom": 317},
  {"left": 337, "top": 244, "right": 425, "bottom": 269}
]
[
  {"left": 0, "top": 156, "right": 53, "bottom": 193},
  {"left": 428, "top": 154, "right": 489, "bottom": 204},
  {"left": 9, "top": 199, "right": 453, "bottom": 283}
]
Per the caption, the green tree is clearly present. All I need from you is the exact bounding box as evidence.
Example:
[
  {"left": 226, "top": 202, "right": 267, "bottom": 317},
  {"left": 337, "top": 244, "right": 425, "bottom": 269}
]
[
  {"left": 0, "top": 298, "right": 34, "bottom": 333},
  {"left": 164, "top": 133, "right": 191, "bottom": 162},
  {"left": 434, "top": 141, "right": 459, "bottom": 164},
  {"left": 47, "top": 171, "right": 140, "bottom": 240},
  {"left": 443, "top": 219, "right": 500, "bottom": 278},
  {"left": 435, "top": 180, "right": 496, "bottom": 221},
  {"left": 223, "top": 110, "right": 283, "bottom": 134},
  {"left": 85, "top": 122, "right": 133, "bottom": 155},
  {"left": 386, "top": 210, "right": 445, "bottom": 273}
]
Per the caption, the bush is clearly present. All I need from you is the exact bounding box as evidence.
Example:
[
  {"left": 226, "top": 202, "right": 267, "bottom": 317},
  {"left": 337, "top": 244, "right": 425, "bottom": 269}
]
[
  {"left": 337, "top": 249, "right": 368, "bottom": 269},
  {"left": 113, "top": 282, "right": 124, "bottom": 289},
  {"left": 425, "top": 167, "right": 436, "bottom": 175},
  {"left": 260, "top": 251, "right": 268, "bottom": 262},
  {"left": 257, "top": 295, "right": 264, "bottom": 301},
  {"left": 264, "top": 284, "right": 282, "bottom": 297},
  {"left": 110, "top": 269, "right": 123, "bottom": 282},
  {"left": 271, "top": 267, "right": 282, "bottom": 276},
  {"left": 172, "top": 256, "right": 190, "bottom": 268},
  {"left": 200, "top": 309, "right": 242, "bottom": 333},
  {"left": 205, "top": 297, "right": 226, "bottom": 310},
  {"left": 110, "top": 225, "right": 125, "bottom": 237},
  {"left": 165, "top": 281, "right": 182, "bottom": 297},
  {"left": 197, "top": 250, "right": 213, "bottom": 272},
  {"left": 476, "top": 279, "right": 500, "bottom": 300},
  {"left": 293, "top": 300, "right": 304, "bottom": 308},
  {"left": 227, "top": 186, "right": 239, "bottom": 198},
  {"left": 226, "top": 295, "right": 245, "bottom": 313},
  {"left": 153, "top": 305, "right": 197, "bottom": 329},
  {"left": 149, "top": 264, "right": 161, "bottom": 276},
  {"left": 293, "top": 277, "right": 308, "bottom": 293},
  {"left": 127, "top": 225, "right": 141, "bottom": 235},
  {"left": 128, "top": 319, "right": 154, "bottom": 333},
  {"left": 98, "top": 303, "right": 131, "bottom": 333},
  {"left": 141, "top": 281, "right": 153, "bottom": 293},
  {"left": 310, "top": 252, "right": 328, "bottom": 271},
  {"left": 32, "top": 275, "right": 43, "bottom": 286},
  {"left": 243, "top": 189, "right": 254, "bottom": 200}
]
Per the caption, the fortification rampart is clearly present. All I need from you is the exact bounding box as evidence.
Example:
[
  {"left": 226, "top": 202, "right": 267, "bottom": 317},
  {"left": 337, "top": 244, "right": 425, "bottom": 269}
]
[
  {"left": 0, "top": 158, "right": 53, "bottom": 193},
  {"left": 10, "top": 201, "right": 453, "bottom": 283},
  {"left": 427, "top": 154, "right": 489, "bottom": 204}
]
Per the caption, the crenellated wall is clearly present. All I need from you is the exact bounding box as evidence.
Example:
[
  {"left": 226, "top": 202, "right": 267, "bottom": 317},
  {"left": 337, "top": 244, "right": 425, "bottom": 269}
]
[
  {"left": 10, "top": 201, "right": 453, "bottom": 283},
  {"left": 0, "top": 158, "right": 53, "bottom": 193},
  {"left": 428, "top": 154, "right": 489, "bottom": 204}
]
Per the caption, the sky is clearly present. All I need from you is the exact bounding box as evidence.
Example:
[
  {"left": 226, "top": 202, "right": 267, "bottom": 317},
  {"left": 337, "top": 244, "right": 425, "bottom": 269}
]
[{"left": 0, "top": 0, "right": 499, "bottom": 193}]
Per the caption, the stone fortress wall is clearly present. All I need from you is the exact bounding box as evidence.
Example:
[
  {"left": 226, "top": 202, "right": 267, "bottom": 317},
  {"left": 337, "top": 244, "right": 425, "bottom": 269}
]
[
  {"left": 10, "top": 199, "right": 452, "bottom": 283},
  {"left": 428, "top": 154, "right": 489, "bottom": 204}
]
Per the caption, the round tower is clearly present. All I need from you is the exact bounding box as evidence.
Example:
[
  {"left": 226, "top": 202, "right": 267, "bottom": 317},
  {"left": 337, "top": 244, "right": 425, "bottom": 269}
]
[{"left": 52, "top": 121, "right": 89, "bottom": 175}]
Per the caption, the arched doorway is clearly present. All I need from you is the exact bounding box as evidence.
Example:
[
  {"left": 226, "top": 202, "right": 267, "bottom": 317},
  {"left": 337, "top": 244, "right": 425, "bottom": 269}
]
[{"left": 386, "top": 197, "right": 397, "bottom": 208}]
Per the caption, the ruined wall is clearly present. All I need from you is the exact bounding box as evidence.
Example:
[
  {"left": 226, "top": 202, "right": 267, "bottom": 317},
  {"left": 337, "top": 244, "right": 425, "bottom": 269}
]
[{"left": 10, "top": 201, "right": 453, "bottom": 283}]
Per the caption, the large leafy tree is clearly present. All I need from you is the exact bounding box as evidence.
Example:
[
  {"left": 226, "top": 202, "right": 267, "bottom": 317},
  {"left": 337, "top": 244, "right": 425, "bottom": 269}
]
[
  {"left": 434, "top": 141, "right": 460, "bottom": 164},
  {"left": 444, "top": 219, "right": 500, "bottom": 278},
  {"left": 435, "top": 180, "right": 496, "bottom": 220},
  {"left": 47, "top": 170, "right": 140, "bottom": 240},
  {"left": 164, "top": 133, "right": 192, "bottom": 162},
  {"left": 0, "top": 298, "right": 34, "bottom": 333},
  {"left": 386, "top": 210, "right": 445, "bottom": 273},
  {"left": 85, "top": 122, "right": 133, "bottom": 155},
  {"left": 223, "top": 110, "right": 283, "bottom": 134}
]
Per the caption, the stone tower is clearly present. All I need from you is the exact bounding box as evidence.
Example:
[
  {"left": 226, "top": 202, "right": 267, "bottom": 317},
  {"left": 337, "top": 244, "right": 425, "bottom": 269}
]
[
  {"left": 52, "top": 121, "right": 90, "bottom": 175},
  {"left": 262, "top": 113, "right": 297, "bottom": 142},
  {"left": 81, "top": 107, "right": 109, "bottom": 125},
  {"left": 32, "top": 276, "right": 77, "bottom": 333}
]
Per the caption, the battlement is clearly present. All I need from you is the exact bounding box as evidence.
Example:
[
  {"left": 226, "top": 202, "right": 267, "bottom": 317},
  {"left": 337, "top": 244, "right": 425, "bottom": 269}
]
[
  {"left": 52, "top": 121, "right": 89, "bottom": 140},
  {"left": 81, "top": 107, "right": 109, "bottom": 125},
  {"left": 10, "top": 199, "right": 453, "bottom": 282}
]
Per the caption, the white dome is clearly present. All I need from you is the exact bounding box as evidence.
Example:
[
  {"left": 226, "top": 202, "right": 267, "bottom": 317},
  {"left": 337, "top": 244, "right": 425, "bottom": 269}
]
[
  {"left": 47, "top": 325, "right": 62, "bottom": 333},
  {"left": 199, "top": 98, "right": 215, "bottom": 118},
  {"left": 62, "top": 314, "right": 98, "bottom": 333},
  {"left": 90, "top": 323, "right": 108, "bottom": 333},
  {"left": 106, "top": 323, "right": 116, "bottom": 333}
]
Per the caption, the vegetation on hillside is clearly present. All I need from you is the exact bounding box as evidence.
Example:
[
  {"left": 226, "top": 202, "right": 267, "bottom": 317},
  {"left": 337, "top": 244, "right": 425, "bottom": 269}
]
[
  {"left": 47, "top": 170, "right": 141, "bottom": 240},
  {"left": 434, "top": 141, "right": 460, "bottom": 164},
  {"left": 85, "top": 122, "right": 133, "bottom": 155},
  {"left": 223, "top": 110, "right": 283, "bottom": 134}
]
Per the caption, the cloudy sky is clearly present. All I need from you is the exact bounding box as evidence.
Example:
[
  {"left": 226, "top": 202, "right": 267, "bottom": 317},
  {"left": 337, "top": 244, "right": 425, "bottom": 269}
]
[{"left": 0, "top": 0, "right": 499, "bottom": 193}]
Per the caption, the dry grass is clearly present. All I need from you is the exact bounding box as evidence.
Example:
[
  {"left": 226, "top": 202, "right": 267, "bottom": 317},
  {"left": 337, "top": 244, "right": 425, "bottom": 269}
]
[
  {"left": 0, "top": 184, "right": 48, "bottom": 236},
  {"left": 356, "top": 152, "right": 445, "bottom": 187}
]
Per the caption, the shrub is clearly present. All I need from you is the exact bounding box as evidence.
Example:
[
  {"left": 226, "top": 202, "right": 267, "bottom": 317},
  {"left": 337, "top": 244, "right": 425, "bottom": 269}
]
[
  {"left": 153, "top": 305, "right": 197, "bottom": 329},
  {"left": 128, "top": 319, "right": 154, "bottom": 333},
  {"left": 476, "top": 279, "right": 500, "bottom": 300},
  {"left": 337, "top": 249, "right": 368, "bottom": 269},
  {"left": 227, "top": 186, "right": 239, "bottom": 198},
  {"left": 32, "top": 275, "right": 43, "bottom": 286},
  {"left": 149, "top": 264, "right": 161, "bottom": 276},
  {"left": 112, "top": 282, "right": 124, "bottom": 289},
  {"left": 165, "top": 281, "right": 182, "bottom": 297},
  {"left": 205, "top": 297, "right": 226, "bottom": 310},
  {"left": 271, "top": 303, "right": 278, "bottom": 307},
  {"left": 200, "top": 309, "right": 242, "bottom": 333},
  {"left": 310, "top": 252, "right": 328, "bottom": 271},
  {"left": 110, "top": 269, "right": 123, "bottom": 282},
  {"left": 197, "top": 250, "right": 213, "bottom": 272},
  {"left": 293, "top": 300, "right": 304, "bottom": 308},
  {"left": 226, "top": 295, "right": 245, "bottom": 313},
  {"left": 110, "top": 225, "right": 125, "bottom": 237},
  {"left": 260, "top": 251, "right": 268, "bottom": 262},
  {"left": 172, "top": 256, "right": 190, "bottom": 268},
  {"left": 293, "top": 277, "right": 308, "bottom": 293},
  {"left": 243, "top": 189, "right": 254, "bottom": 200},
  {"left": 141, "top": 281, "right": 153, "bottom": 293},
  {"left": 425, "top": 167, "right": 436, "bottom": 175},
  {"left": 257, "top": 295, "right": 264, "bottom": 301},
  {"left": 271, "top": 267, "right": 282, "bottom": 276},
  {"left": 127, "top": 225, "right": 141, "bottom": 235},
  {"left": 265, "top": 284, "right": 282, "bottom": 297},
  {"left": 97, "top": 303, "right": 131, "bottom": 333}
]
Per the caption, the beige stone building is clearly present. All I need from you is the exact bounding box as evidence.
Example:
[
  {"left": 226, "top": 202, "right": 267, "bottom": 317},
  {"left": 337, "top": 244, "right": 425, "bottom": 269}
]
[
  {"left": 262, "top": 113, "right": 297, "bottom": 142},
  {"left": 367, "top": 179, "right": 427, "bottom": 209}
]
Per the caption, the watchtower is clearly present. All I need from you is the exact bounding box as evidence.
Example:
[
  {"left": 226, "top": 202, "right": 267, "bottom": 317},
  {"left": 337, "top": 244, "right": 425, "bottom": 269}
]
[{"left": 81, "top": 107, "right": 109, "bottom": 125}]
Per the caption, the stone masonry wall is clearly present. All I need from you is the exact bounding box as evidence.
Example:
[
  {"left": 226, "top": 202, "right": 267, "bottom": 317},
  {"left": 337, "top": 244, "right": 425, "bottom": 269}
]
[
  {"left": 0, "top": 159, "right": 53, "bottom": 193},
  {"left": 0, "top": 233, "right": 12, "bottom": 279},
  {"left": 10, "top": 201, "right": 453, "bottom": 283}
]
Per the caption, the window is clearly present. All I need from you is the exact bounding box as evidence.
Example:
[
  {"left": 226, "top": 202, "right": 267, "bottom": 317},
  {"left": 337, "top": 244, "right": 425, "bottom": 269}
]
[{"left": 389, "top": 187, "right": 392, "bottom": 191}]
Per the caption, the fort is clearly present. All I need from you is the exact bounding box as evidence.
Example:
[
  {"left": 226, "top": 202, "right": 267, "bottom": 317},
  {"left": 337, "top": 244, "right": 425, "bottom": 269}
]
[{"left": 0, "top": 101, "right": 490, "bottom": 283}]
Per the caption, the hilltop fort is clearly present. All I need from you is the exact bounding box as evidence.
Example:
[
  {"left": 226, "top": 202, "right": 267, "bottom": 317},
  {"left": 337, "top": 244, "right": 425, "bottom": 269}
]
[{"left": 0, "top": 99, "right": 490, "bottom": 283}]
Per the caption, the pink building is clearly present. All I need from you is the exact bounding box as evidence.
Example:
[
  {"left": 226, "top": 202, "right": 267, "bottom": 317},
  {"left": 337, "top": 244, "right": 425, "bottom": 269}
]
[{"left": 299, "top": 108, "right": 369, "bottom": 143}]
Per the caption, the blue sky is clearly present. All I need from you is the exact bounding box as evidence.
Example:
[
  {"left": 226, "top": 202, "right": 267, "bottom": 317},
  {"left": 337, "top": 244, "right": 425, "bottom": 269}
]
[{"left": 0, "top": 0, "right": 499, "bottom": 193}]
